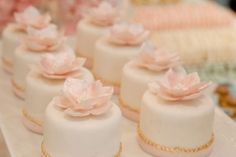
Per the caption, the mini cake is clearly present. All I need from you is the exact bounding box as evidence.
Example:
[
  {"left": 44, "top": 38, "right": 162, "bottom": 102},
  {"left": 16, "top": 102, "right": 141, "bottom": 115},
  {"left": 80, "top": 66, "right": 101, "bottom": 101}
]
[
  {"left": 12, "top": 24, "right": 71, "bottom": 99},
  {"left": 138, "top": 69, "right": 215, "bottom": 157},
  {"left": 120, "top": 43, "right": 185, "bottom": 121},
  {"left": 23, "top": 52, "right": 94, "bottom": 134},
  {"left": 42, "top": 78, "right": 122, "bottom": 157},
  {"left": 93, "top": 23, "right": 149, "bottom": 93},
  {"left": 1, "top": 6, "right": 51, "bottom": 74},
  {"left": 76, "top": 2, "right": 120, "bottom": 68}
]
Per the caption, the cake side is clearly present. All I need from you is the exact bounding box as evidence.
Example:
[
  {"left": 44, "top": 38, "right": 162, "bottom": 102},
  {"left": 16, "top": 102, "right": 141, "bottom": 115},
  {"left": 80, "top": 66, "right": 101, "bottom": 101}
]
[
  {"left": 140, "top": 91, "right": 214, "bottom": 148},
  {"left": 44, "top": 103, "right": 121, "bottom": 157},
  {"left": 93, "top": 38, "right": 141, "bottom": 85}
]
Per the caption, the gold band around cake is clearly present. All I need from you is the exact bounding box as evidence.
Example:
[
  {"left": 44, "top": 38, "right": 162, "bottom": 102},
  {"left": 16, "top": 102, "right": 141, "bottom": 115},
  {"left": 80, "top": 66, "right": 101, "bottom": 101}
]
[
  {"left": 1, "top": 57, "right": 13, "bottom": 68},
  {"left": 41, "top": 142, "right": 122, "bottom": 157},
  {"left": 22, "top": 109, "right": 43, "bottom": 127},
  {"left": 119, "top": 96, "right": 139, "bottom": 113},
  {"left": 11, "top": 79, "right": 25, "bottom": 93},
  {"left": 137, "top": 125, "right": 214, "bottom": 153}
]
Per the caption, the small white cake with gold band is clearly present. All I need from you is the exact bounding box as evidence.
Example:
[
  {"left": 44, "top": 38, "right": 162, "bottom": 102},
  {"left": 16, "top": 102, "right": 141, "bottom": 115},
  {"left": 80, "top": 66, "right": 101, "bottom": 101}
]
[
  {"left": 42, "top": 78, "right": 122, "bottom": 157},
  {"left": 12, "top": 24, "right": 72, "bottom": 99},
  {"left": 76, "top": 2, "right": 120, "bottom": 68},
  {"left": 1, "top": 6, "right": 51, "bottom": 74},
  {"left": 93, "top": 23, "right": 149, "bottom": 93},
  {"left": 23, "top": 52, "right": 94, "bottom": 134},
  {"left": 138, "top": 69, "right": 215, "bottom": 157},
  {"left": 120, "top": 43, "right": 185, "bottom": 122}
]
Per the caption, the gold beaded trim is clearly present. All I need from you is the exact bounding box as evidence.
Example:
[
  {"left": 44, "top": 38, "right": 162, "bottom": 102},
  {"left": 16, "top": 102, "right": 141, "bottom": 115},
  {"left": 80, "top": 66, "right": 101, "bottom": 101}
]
[
  {"left": 92, "top": 70, "right": 120, "bottom": 87},
  {"left": 119, "top": 96, "right": 139, "bottom": 113},
  {"left": 11, "top": 79, "right": 25, "bottom": 92},
  {"left": 41, "top": 142, "right": 122, "bottom": 157},
  {"left": 22, "top": 109, "right": 43, "bottom": 127},
  {"left": 1, "top": 57, "right": 13, "bottom": 68},
  {"left": 137, "top": 125, "right": 214, "bottom": 153}
]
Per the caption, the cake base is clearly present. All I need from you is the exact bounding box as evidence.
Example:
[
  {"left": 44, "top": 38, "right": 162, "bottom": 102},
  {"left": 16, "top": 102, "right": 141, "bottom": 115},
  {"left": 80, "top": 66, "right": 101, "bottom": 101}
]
[
  {"left": 22, "top": 109, "right": 43, "bottom": 134},
  {"left": 41, "top": 142, "right": 123, "bottom": 157},
  {"left": 137, "top": 132, "right": 214, "bottom": 157},
  {"left": 11, "top": 79, "right": 25, "bottom": 100},
  {"left": 1, "top": 57, "right": 13, "bottom": 74},
  {"left": 119, "top": 97, "right": 139, "bottom": 122}
]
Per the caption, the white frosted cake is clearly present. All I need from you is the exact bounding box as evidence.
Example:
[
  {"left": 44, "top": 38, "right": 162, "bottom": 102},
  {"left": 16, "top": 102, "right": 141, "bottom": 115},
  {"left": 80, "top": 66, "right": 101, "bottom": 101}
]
[
  {"left": 43, "top": 78, "right": 122, "bottom": 157},
  {"left": 138, "top": 69, "right": 215, "bottom": 157},
  {"left": 1, "top": 6, "right": 51, "bottom": 74},
  {"left": 76, "top": 2, "right": 120, "bottom": 68},
  {"left": 93, "top": 23, "right": 149, "bottom": 93},
  {"left": 120, "top": 43, "right": 184, "bottom": 121},
  {"left": 23, "top": 52, "right": 94, "bottom": 134},
  {"left": 12, "top": 24, "right": 71, "bottom": 99}
]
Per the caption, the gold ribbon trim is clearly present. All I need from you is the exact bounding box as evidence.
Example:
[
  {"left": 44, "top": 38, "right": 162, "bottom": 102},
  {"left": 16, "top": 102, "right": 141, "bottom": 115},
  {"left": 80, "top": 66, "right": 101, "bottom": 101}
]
[
  {"left": 92, "top": 70, "right": 120, "bottom": 87},
  {"left": 11, "top": 79, "right": 25, "bottom": 92},
  {"left": 137, "top": 125, "right": 214, "bottom": 153},
  {"left": 1, "top": 57, "right": 13, "bottom": 68},
  {"left": 119, "top": 96, "right": 139, "bottom": 113},
  {"left": 22, "top": 109, "right": 43, "bottom": 127},
  {"left": 41, "top": 142, "right": 122, "bottom": 157}
]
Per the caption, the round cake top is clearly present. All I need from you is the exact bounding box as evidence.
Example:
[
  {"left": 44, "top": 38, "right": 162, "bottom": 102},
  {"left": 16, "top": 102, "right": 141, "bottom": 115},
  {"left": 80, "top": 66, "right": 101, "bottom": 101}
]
[
  {"left": 34, "top": 52, "right": 86, "bottom": 80},
  {"left": 24, "top": 24, "right": 66, "bottom": 52},
  {"left": 107, "top": 22, "right": 149, "bottom": 46},
  {"left": 14, "top": 6, "right": 51, "bottom": 31},
  {"left": 52, "top": 78, "right": 114, "bottom": 118},
  {"left": 86, "top": 1, "right": 120, "bottom": 27},
  {"left": 148, "top": 69, "right": 212, "bottom": 101},
  {"left": 133, "top": 43, "right": 180, "bottom": 72}
]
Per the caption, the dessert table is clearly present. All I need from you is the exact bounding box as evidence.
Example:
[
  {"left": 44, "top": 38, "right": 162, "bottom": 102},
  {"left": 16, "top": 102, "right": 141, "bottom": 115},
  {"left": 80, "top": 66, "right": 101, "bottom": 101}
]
[{"left": 0, "top": 56, "right": 236, "bottom": 157}]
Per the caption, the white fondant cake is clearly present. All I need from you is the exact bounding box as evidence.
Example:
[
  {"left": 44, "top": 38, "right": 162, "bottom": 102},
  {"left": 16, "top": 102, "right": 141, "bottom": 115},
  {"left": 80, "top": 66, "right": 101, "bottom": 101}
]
[
  {"left": 1, "top": 6, "right": 52, "bottom": 74},
  {"left": 93, "top": 23, "right": 149, "bottom": 92},
  {"left": 1, "top": 24, "right": 26, "bottom": 73},
  {"left": 42, "top": 79, "right": 122, "bottom": 157},
  {"left": 120, "top": 43, "right": 183, "bottom": 121},
  {"left": 76, "top": 19, "right": 109, "bottom": 68},
  {"left": 23, "top": 67, "right": 93, "bottom": 134},
  {"left": 76, "top": 2, "right": 120, "bottom": 68},
  {"left": 138, "top": 69, "right": 215, "bottom": 157},
  {"left": 120, "top": 62, "right": 184, "bottom": 121},
  {"left": 93, "top": 38, "right": 141, "bottom": 88},
  {"left": 12, "top": 45, "right": 73, "bottom": 99}
]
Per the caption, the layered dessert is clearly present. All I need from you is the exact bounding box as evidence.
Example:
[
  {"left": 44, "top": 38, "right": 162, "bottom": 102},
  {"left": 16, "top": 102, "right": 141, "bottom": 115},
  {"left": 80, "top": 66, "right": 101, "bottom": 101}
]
[
  {"left": 42, "top": 78, "right": 122, "bottom": 157},
  {"left": 133, "top": 2, "right": 235, "bottom": 31},
  {"left": 138, "top": 69, "right": 215, "bottom": 157},
  {"left": 120, "top": 43, "right": 184, "bottom": 121},
  {"left": 151, "top": 27, "right": 236, "bottom": 83},
  {"left": 23, "top": 52, "right": 94, "bottom": 134},
  {"left": 93, "top": 23, "right": 149, "bottom": 93},
  {"left": 1, "top": 6, "right": 51, "bottom": 74},
  {"left": 12, "top": 24, "right": 72, "bottom": 99},
  {"left": 76, "top": 1, "right": 120, "bottom": 68}
]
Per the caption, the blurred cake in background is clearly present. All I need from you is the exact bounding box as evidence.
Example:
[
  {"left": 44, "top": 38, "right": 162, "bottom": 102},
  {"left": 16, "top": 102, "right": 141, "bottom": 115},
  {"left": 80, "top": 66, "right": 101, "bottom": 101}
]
[
  {"left": 12, "top": 24, "right": 73, "bottom": 99},
  {"left": 76, "top": 1, "right": 120, "bottom": 68},
  {"left": 1, "top": 6, "right": 51, "bottom": 74}
]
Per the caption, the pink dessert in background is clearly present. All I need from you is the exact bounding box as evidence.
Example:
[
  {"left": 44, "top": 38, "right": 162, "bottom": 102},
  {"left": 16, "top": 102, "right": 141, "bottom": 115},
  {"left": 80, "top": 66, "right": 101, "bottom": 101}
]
[{"left": 134, "top": 2, "right": 236, "bottom": 31}]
